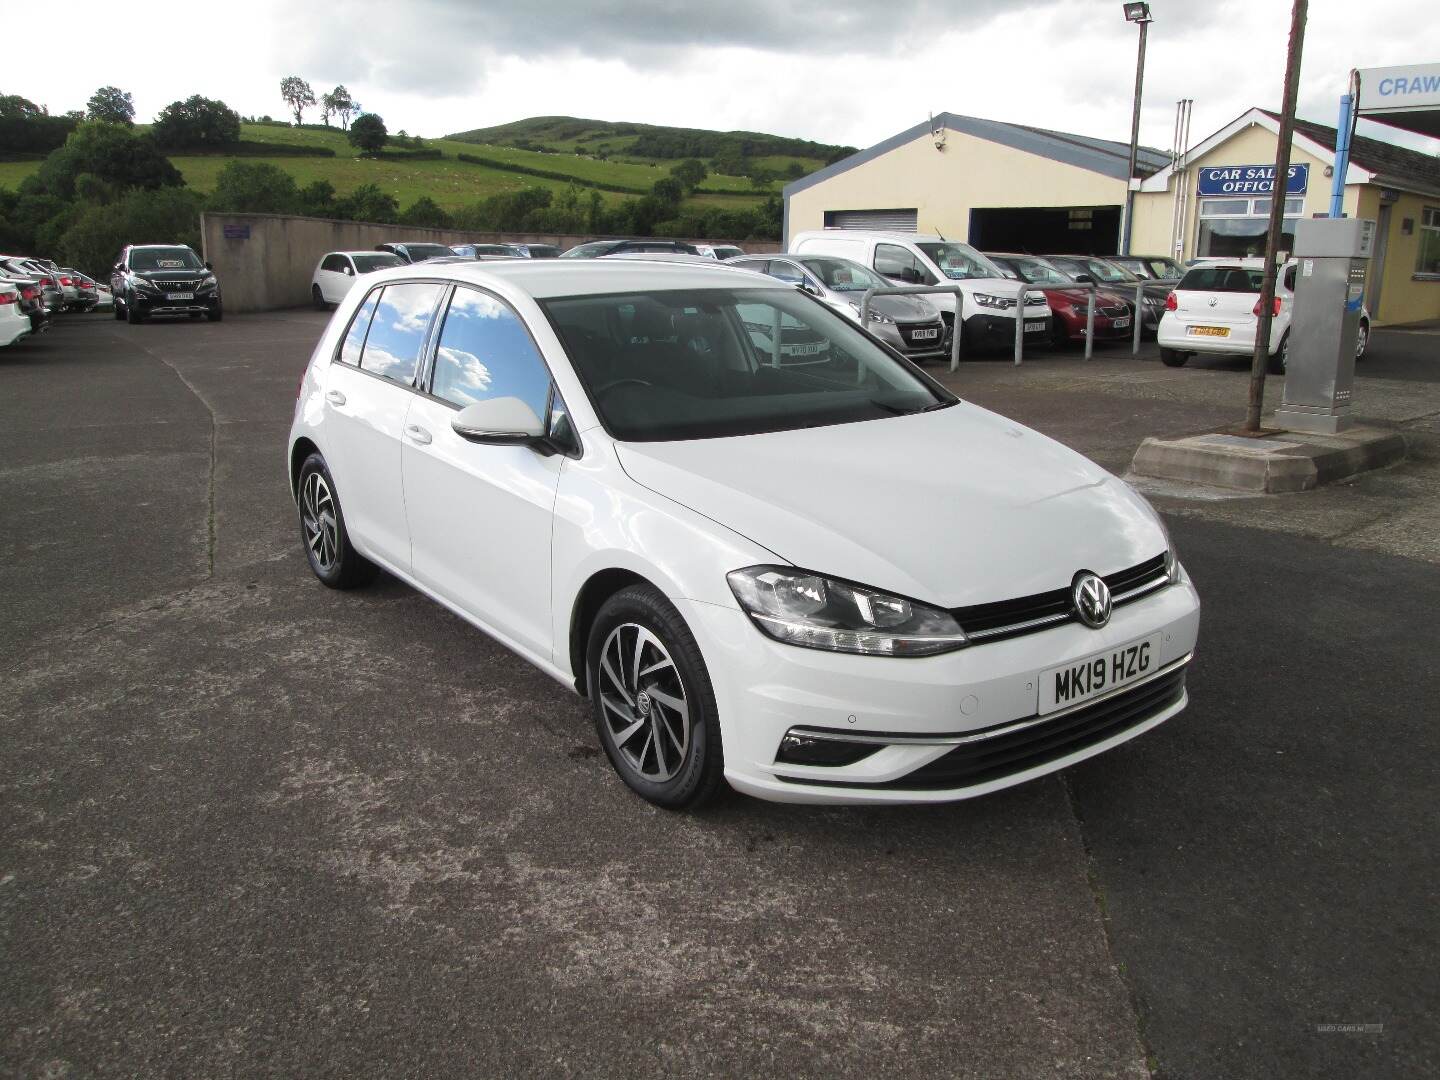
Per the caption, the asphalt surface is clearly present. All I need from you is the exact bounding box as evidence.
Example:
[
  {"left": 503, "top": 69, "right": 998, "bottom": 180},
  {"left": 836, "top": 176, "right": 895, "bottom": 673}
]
[{"left": 2, "top": 312, "right": 1436, "bottom": 1078}]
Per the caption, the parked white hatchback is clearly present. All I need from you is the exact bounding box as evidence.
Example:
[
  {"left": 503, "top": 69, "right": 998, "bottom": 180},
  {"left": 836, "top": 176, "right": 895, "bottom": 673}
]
[
  {"left": 288, "top": 260, "right": 1200, "bottom": 808},
  {"left": 310, "top": 250, "right": 406, "bottom": 308},
  {"left": 1157, "top": 258, "right": 1370, "bottom": 372}
]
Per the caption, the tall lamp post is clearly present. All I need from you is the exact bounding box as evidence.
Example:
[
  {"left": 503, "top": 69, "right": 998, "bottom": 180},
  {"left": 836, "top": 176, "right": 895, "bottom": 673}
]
[{"left": 1120, "top": 1, "right": 1153, "bottom": 255}]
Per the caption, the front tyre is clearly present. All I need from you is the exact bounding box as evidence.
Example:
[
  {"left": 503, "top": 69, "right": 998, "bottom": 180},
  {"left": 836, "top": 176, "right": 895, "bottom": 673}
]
[
  {"left": 312, "top": 284, "right": 328, "bottom": 311},
  {"left": 296, "top": 453, "right": 378, "bottom": 589},
  {"left": 587, "top": 584, "right": 725, "bottom": 809},
  {"left": 206, "top": 303, "right": 223, "bottom": 322},
  {"left": 125, "top": 294, "right": 145, "bottom": 324}
]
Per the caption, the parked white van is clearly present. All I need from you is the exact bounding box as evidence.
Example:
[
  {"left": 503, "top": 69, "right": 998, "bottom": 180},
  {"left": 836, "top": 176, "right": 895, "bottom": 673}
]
[{"left": 789, "top": 230, "right": 1052, "bottom": 351}]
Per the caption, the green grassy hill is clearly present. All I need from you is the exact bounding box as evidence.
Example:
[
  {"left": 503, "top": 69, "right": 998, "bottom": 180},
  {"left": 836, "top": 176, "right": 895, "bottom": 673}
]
[
  {"left": 0, "top": 121, "right": 787, "bottom": 214},
  {"left": 446, "top": 115, "right": 854, "bottom": 175}
]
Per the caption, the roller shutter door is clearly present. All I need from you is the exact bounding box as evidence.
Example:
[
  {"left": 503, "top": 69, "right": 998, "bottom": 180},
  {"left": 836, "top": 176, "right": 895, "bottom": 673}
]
[{"left": 823, "top": 209, "right": 919, "bottom": 232}]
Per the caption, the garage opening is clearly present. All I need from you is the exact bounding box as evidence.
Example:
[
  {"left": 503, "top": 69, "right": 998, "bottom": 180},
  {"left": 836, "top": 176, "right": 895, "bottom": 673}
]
[
  {"left": 968, "top": 206, "right": 1122, "bottom": 256},
  {"left": 823, "top": 208, "right": 919, "bottom": 232}
]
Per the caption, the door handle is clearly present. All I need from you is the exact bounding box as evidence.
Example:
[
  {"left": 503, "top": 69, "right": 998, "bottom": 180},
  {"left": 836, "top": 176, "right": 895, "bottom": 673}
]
[
  {"left": 405, "top": 423, "right": 432, "bottom": 446},
  {"left": 325, "top": 389, "right": 347, "bottom": 406}
]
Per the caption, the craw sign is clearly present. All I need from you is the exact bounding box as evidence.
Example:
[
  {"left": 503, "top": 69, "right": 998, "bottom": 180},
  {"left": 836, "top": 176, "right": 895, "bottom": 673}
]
[{"left": 1196, "top": 164, "right": 1309, "bottom": 197}]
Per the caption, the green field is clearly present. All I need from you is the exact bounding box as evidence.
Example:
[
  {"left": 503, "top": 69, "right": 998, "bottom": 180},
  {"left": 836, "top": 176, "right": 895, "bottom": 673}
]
[{"left": 0, "top": 122, "right": 781, "bottom": 214}]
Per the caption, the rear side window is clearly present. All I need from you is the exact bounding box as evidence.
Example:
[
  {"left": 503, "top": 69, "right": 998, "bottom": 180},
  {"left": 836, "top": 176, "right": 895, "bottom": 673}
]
[
  {"left": 359, "top": 282, "right": 444, "bottom": 384},
  {"left": 337, "top": 290, "right": 380, "bottom": 366},
  {"left": 1177, "top": 267, "right": 1265, "bottom": 293},
  {"left": 428, "top": 286, "right": 552, "bottom": 417}
]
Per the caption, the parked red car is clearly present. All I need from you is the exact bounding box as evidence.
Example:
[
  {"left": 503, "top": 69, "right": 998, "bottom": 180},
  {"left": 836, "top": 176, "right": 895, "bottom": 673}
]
[{"left": 986, "top": 253, "right": 1133, "bottom": 347}]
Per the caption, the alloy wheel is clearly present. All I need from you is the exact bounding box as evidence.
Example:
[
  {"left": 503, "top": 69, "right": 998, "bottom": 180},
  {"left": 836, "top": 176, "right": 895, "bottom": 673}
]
[
  {"left": 597, "top": 623, "right": 690, "bottom": 782},
  {"left": 301, "top": 470, "right": 339, "bottom": 572}
]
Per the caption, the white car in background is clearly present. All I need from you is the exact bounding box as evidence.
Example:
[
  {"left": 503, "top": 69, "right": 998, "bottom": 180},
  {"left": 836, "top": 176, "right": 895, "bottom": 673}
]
[
  {"left": 0, "top": 279, "right": 32, "bottom": 347},
  {"left": 287, "top": 259, "right": 1199, "bottom": 809},
  {"left": 1157, "top": 258, "right": 1370, "bottom": 373},
  {"left": 311, "top": 251, "right": 406, "bottom": 308}
]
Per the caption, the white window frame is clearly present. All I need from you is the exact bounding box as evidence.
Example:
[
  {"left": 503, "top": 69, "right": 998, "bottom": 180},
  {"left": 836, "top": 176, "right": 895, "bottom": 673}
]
[{"left": 1415, "top": 206, "right": 1440, "bottom": 278}]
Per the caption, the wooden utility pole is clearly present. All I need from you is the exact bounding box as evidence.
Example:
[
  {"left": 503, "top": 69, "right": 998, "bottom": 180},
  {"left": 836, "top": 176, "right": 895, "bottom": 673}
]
[{"left": 1246, "top": 0, "right": 1309, "bottom": 432}]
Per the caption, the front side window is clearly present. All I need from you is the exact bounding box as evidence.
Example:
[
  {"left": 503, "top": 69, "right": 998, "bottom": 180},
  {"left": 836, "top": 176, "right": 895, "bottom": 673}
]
[
  {"left": 874, "top": 244, "right": 930, "bottom": 284},
  {"left": 1417, "top": 207, "right": 1440, "bottom": 275},
  {"left": 429, "top": 287, "right": 553, "bottom": 418},
  {"left": 543, "top": 287, "right": 951, "bottom": 442},
  {"left": 767, "top": 260, "right": 805, "bottom": 284},
  {"left": 359, "top": 282, "right": 444, "bottom": 384},
  {"left": 321, "top": 254, "right": 345, "bottom": 273}
]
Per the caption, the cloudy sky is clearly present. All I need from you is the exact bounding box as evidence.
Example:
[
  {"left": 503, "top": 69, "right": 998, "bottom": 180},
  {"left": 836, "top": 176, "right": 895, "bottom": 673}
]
[{"left": 11, "top": 0, "right": 1440, "bottom": 155}]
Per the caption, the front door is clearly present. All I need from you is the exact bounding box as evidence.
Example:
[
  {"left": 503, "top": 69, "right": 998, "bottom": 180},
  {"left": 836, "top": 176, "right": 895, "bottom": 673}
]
[{"left": 402, "top": 285, "right": 563, "bottom": 662}]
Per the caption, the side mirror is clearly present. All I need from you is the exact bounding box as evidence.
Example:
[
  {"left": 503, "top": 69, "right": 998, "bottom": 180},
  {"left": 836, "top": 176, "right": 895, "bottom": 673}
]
[
  {"left": 797, "top": 281, "right": 821, "bottom": 296},
  {"left": 451, "top": 397, "right": 547, "bottom": 446},
  {"left": 1073, "top": 273, "right": 1094, "bottom": 285},
  {"left": 344, "top": 266, "right": 355, "bottom": 276},
  {"left": 204, "top": 261, "right": 213, "bottom": 271}
]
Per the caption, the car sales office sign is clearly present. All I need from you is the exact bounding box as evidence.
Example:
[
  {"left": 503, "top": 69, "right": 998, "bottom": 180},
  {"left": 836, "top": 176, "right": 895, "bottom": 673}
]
[{"left": 1196, "top": 164, "right": 1309, "bottom": 197}]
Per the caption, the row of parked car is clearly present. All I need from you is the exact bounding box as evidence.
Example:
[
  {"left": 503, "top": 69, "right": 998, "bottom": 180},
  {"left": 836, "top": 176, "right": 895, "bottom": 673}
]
[
  {"left": 0, "top": 254, "right": 113, "bottom": 349},
  {"left": 302, "top": 229, "right": 1366, "bottom": 375}
]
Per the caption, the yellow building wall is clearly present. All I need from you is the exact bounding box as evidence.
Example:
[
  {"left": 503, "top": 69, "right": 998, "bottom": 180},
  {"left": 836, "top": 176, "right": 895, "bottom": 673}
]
[
  {"left": 1368, "top": 190, "right": 1440, "bottom": 325},
  {"left": 786, "top": 130, "right": 1128, "bottom": 243}
]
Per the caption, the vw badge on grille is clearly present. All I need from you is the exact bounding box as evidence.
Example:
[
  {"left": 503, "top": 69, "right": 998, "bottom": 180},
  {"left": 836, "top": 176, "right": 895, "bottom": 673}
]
[{"left": 1071, "top": 572, "right": 1112, "bottom": 629}]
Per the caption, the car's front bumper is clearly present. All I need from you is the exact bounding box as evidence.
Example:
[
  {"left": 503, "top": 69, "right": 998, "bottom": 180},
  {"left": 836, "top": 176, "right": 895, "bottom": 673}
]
[
  {"left": 681, "top": 568, "right": 1200, "bottom": 805},
  {"left": 131, "top": 290, "right": 221, "bottom": 316},
  {"left": 962, "top": 312, "right": 1051, "bottom": 351}
]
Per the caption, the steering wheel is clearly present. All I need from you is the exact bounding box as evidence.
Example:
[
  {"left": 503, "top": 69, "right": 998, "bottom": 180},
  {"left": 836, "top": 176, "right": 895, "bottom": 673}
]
[{"left": 595, "top": 378, "right": 653, "bottom": 399}]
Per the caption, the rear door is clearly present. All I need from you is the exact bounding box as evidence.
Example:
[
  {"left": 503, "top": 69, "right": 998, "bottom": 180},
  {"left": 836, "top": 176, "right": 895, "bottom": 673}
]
[{"left": 322, "top": 280, "right": 445, "bottom": 571}]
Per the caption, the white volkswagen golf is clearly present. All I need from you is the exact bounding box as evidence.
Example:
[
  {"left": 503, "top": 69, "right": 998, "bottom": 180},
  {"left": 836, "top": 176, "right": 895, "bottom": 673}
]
[{"left": 288, "top": 259, "right": 1200, "bottom": 808}]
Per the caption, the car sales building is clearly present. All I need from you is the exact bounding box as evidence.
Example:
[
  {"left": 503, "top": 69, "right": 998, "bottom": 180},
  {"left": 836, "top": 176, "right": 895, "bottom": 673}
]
[{"left": 785, "top": 108, "right": 1440, "bottom": 325}]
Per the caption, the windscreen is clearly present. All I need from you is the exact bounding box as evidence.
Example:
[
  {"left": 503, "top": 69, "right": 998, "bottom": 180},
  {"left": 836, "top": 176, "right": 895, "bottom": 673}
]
[
  {"left": 560, "top": 242, "right": 614, "bottom": 259},
  {"left": 915, "top": 242, "right": 1001, "bottom": 281},
  {"left": 130, "top": 247, "right": 203, "bottom": 271},
  {"left": 402, "top": 244, "right": 456, "bottom": 262},
  {"left": 1006, "top": 258, "right": 1069, "bottom": 285},
  {"left": 543, "top": 288, "right": 951, "bottom": 442},
  {"left": 796, "top": 257, "right": 888, "bottom": 292},
  {"left": 352, "top": 254, "right": 405, "bottom": 273},
  {"left": 1177, "top": 267, "right": 1264, "bottom": 293}
]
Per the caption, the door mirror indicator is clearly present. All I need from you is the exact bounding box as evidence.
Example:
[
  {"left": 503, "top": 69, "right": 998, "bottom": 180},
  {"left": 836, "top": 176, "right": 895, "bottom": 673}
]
[{"left": 451, "top": 397, "right": 548, "bottom": 445}]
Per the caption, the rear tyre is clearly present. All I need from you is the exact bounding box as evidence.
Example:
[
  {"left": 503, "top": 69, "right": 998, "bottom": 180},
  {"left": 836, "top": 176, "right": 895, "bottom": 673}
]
[
  {"left": 1159, "top": 347, "right": 1188, "bottom": 367},
  {"left": 296, "top": 453, "right": 378, "bottom": 590},
  {"left": 1267, "top": 333, "right": 1289, "bottom": 376},
  {"left": 312, "top": 285, "right": 328, "bottom": 311},
  {"left": 586, "top": 584, "right": 725, "bottom": 810},
  {"left": 1356, "top": 320, "right": 1369, "bottom": 361}
]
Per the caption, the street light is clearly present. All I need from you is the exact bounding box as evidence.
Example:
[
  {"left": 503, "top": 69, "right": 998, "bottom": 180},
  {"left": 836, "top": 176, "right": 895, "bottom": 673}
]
[{"left": 1121, "top": 1, "right": 1153, "bottom": 255}]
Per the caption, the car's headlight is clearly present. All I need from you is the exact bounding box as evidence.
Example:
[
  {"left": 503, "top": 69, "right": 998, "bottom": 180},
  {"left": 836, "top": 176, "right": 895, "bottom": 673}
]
[
  {"left": 727, "top": 566, "right": 967, "bottom": 657},
  {"left": 972, "top": 292, "right": 1012, "bottom": 310},
  {"left": 129, "top": 275, "right": 158, "bottom": 291},
  {"left": 847, "top": 302, "right": 894, "bottom": 324},
  {"left": 198, "top": 274, "right": 217, "bottom": 289}
]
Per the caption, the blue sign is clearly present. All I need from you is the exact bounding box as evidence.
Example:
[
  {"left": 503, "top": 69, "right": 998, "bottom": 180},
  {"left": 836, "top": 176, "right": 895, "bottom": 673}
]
[
  {"left": 222, "top": 223, "right": 251, "bottom": 239},
  {"left": 1196, "top": 164, "right": 1308, "bottom": 197}
]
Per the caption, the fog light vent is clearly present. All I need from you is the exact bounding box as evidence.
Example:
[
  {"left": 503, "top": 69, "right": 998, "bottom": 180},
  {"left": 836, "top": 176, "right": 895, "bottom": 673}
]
[{"left": 776, "top": 731, "right": 880, "bottom": 768}]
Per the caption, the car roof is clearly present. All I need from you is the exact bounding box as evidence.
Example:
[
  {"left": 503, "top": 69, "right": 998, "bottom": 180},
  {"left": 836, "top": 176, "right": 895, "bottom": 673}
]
[
  {"left": 330, "top": 250, "right": 401, "bottom": 258},
  {"left": 369, "top": 257, "right": 780, "bottom": 299}
]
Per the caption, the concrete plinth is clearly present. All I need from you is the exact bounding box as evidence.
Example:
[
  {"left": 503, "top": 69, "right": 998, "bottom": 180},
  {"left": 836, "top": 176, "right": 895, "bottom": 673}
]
[{"left": 1130, "top": 424, "right": 1406, "bottom": 494}]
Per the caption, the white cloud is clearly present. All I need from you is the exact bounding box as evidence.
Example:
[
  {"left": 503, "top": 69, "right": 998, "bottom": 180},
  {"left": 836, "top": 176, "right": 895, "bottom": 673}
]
[{"left": 7, "top": 0, "right": 1438, "bottom": 157}]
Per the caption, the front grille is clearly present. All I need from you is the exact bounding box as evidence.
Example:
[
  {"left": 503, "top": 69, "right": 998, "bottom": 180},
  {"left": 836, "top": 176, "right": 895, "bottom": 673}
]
[
  {"left": 952, "top": 554, "right": 1168, "bottom": 644},
  {"left": 867, "top": 666, "right": 1185, "bottom": 790},
  {"left": 155, "top": 280, "right": 196, "bottom": 291}
]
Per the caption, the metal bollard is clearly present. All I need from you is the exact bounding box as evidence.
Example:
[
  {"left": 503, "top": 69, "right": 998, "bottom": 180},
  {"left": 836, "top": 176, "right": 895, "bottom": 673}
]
[
  {"left": 1084, "top": 282, "right": 1096, "bottom": 362},
  {"left": 857, "top": 284, "right": 966, "bottom": 374},
  {"left": 1132, "top": 282, "right": 1145, "bottom": 357},
  {"left": 1013, "top": 284, "right": 1025, "bottom": 366}
]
